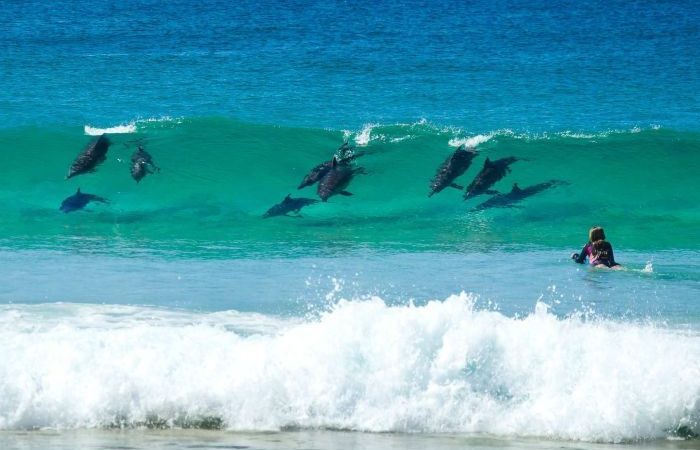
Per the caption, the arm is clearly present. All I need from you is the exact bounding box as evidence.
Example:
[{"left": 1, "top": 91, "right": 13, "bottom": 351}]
[
  {"left": 571, "top": 244, "right": 589, "bottom": 264},
  {"left": 608, "top": 244, "right": 616, "bottom": 265}
]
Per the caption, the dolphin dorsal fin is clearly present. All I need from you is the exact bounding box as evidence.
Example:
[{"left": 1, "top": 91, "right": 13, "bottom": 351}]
[
  {"left": 332, "top": 157, "right": 338, "bottom": 168},
  {"left": 285, "top": 194, "right": 291, "bottom": 200},
  {"left": 484, "top": 158, "right": 492, "bottom": 167},
  {"left": 511, "top": 183, "right": 521, "bottom": 193},
  {"left": 77, "top": 187, "right": 81, "bottom": 194}
]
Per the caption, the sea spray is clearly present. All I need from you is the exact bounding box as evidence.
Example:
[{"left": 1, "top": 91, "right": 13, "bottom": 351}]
[{"left": 1, "top": 295, "right": 698, "bottom": 440}]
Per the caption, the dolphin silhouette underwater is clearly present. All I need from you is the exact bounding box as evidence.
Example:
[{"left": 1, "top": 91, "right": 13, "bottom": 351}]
[
  {"left": 298, "top": 142, "right": 364, "bottom": 189},
  {"left": 66, "top": 134, "right": 111, "bottom": 179},
  {"left": 316, "top": 157, "right": 365, "bottom": 202},
  {"left": 130, "top": 145, "right": 160, "bottom": 183},
  {"left": 428, "top": 145, "right": 477, "bottom": 197},
  {"left": 464, "top": 156, "right": 519, "bottom": 199},
  {"left": 59, "top": 188, "right": 109, "bottom": 213},
  {"left": 473, "top": 180, "right": 566, "bottom": 210},
  {"left": 263, "top": 194, "right": 318, "bottom": 218}
]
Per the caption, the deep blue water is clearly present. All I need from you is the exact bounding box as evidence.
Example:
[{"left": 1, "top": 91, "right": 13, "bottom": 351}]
[{"left": 2, "top": 0, "right": 699, "bottom": 130}]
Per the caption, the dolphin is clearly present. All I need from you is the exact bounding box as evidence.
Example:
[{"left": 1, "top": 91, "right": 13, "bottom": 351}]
[
  {"left": 298, "top": 143, "right": 365, "bottom": 189},
  {"left": 59, "top": 188, "right": 109, "bottom": 213},
  {"left": 473, "top": 180, "right": 566, "bottom": 210},
  {"left": 67, "top": 134, "right": 111, "bottom": 179},
  {"left": 428, "top": 145, "right": 477, "bottom": 197},
  {"left": 263, "top": 194, "right": 319, "bottom": 218},
  {"left": 464, "top": 156, "right": 519, "bottom": 199},
  {"left": 316, "top": 157, "right": 364, "bottom": 202},
  {"left": 130, "top": 145, "right": 160, "bottom": 183}
]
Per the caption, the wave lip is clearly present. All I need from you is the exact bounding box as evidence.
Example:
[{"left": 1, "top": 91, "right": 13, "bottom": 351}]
[
  {"left": 0, "top": 295, "right": 698, "bottom": 441},
  {"left": 83, "top": 117, "right": 184, "bottom": 135},
  {"left": 84, "top": 123, "right": 137, "bottom": 135},
  {"left": 448, "top": 132, "right": 500, "bottom": 148}
]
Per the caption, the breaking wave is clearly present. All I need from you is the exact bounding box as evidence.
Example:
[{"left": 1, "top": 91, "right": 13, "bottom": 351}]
[{"left": 0, "top": 295, "right": 698, "bottom": 441}]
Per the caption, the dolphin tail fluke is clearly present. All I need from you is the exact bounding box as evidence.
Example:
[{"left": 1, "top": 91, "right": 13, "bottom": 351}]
[
  {"left": 89, "top": 194, "right": 109, "bottom": 204},
  {"left": 340, "top": 191, "right": 353, "bottom": 196},
  {"left": 449, "top": 183, "right": 463, "bottom": 190}
]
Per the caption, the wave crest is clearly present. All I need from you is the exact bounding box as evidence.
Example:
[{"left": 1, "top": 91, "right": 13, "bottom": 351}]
[{"left": 1, "top": 295, "right": 698, "bottom": 441}]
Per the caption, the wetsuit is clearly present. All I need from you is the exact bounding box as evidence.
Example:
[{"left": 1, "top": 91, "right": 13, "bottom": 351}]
[{"left": 573, "top": 241, "right": 619, "bottom": 267}]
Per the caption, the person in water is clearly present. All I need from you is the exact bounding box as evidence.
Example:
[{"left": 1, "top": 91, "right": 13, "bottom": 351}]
[{"left": 571, "top": 226, "right": 621, "bottom": 269}]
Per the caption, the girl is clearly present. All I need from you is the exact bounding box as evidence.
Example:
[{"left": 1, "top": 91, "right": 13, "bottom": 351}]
[{"left": 571, "top": 226, "right": 621, "bottom": 269}]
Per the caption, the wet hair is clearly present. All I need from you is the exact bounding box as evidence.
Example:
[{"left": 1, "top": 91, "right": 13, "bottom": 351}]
[
  {"left": 589, "top": 226, "right": 605, "bottom": 242},
  {"left": 592, "top": 239, "right": 608, "bottom": 251}
]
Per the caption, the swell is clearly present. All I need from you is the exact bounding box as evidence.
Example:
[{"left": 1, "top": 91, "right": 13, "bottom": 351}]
[{"left": 0, "top": 118, "right": 698, "bottom": 251}]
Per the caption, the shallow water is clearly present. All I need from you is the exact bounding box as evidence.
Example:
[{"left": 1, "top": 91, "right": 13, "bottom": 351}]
[{"left": 1, "top": 430, "right": 699, "bottom": 450}]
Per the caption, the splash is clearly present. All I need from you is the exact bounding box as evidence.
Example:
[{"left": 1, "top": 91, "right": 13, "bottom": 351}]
[{"left": 1, "top": 296, "right": 698, "bottom": 441}]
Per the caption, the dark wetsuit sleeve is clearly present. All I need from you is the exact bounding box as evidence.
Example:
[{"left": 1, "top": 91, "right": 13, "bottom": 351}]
[
  {"left": 609, "top": 244, "right": 617, "bottom": 265},
  {"left": 574, "top": 244, "right": 589, "bottom": 264}
]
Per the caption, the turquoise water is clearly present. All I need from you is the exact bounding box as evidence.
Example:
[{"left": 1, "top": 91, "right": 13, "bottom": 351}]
[
  {"left": 1, "top": 0, "right": 699, "bottom": 446},
  {"left": 1, "top": 121, "right": 698, "bottom": 250}
]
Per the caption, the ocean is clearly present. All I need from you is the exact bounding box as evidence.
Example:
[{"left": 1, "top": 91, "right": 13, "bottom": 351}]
[{"left": 1, "top": 0, "right": 699, "bottom": 449}]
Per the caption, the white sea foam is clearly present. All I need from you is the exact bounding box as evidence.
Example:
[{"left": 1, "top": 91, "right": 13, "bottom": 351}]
[
  {"left": 353, "top": 123, "right": 380, "bottom": 146},
  {"left": 84, "top": 123, "right": 137, "bottom": 135},
  {"left": 339, "top": 121, "right": 660, "bottom": 149},
  {"left": 559, "top": 131, "right": 599, "bottom": 139},
  {"left": 83, "top": 117, "right": 183, "bottom": 135},
  {"left": 0, "top": 296, "right": 698, "bottom": 441},
  {"left": 389, "top": 135, "right": 413, "bottom": 143},
  {"left": 448, "top": 133, "right": 496, "bottom": 148}
]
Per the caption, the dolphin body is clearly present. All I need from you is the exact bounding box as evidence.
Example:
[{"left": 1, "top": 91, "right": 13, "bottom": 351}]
[
  {"left": 473, "top": 180, "right": 565, "bottom": 210},
  {"left": 298, "top": 143, "right": 364, "bottom": 189},
  {"left": 317, "top": 157, "right": 364, "bottom": 202},
  {"left": 59, "top": 188, "right": 109, "bottom": 213},
  {"left": 263, "top": 194, "right": 319, "bottom": 218},
  {"left": 464, "top": 157, "right": 519, "bottom": 199},
  {"left": 130, "top": 146, "right": 160, "bottom": 183},
  {"left": 67, "top": 134, "right": 111, "bottom": 179},
  {"left": 428, "top": 145, "right": 477, "bottom": 197}
]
